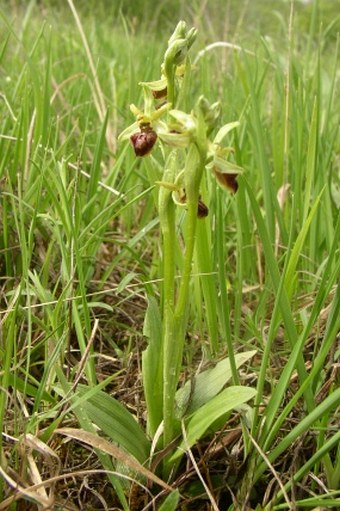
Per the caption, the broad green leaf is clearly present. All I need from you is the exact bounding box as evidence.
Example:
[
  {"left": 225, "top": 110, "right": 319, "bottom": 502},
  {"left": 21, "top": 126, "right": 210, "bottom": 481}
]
[
  {"left": 77, "top": 386, "right": 150, "bottom": 463},
  {"left": 175, "top": 350, "right": 257, "bottom": 416},
  {"left": 142, "top": 296, "right": 164, "bottom": 436},
  {"left": 158, "top": 489, "right": 180, "bottom": 511},
  {"left": 170, "top": 386, "right": 256, "bottom": 462}
]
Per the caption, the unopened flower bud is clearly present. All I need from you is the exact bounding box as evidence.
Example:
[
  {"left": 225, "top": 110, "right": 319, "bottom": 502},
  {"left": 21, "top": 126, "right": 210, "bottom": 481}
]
[
  {"left": 168, "top": 21, "right": 187, "bottom": 45},
  {"left": 197, "top": 96, "right": 221, "bottom": 132},
  {"left": 165, "top": 38, "right": 188, "bottom": 67}
]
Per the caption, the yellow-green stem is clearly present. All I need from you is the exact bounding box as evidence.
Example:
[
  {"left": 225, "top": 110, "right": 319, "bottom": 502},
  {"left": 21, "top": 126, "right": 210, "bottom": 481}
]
[
  {"left": 159, "top": 155, "right": 177, "bottom": 448},
  {"left": 162, "top": 144, "right": 205, "bottom": 460}
]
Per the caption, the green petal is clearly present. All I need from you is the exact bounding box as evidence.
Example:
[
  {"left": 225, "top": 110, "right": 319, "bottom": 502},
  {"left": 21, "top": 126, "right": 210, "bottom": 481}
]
[
  {"left": 139, "top": 77, "right": 168, "bottom": 91},
  {"left": 158, "top": 130, "right": 192, "bottom": 148},
  {"left": 118, "top": 121, "right": 139, "bottom": 141},
  {"left": 169, "top": 109, "right": 196, "bottom": 131},
  {"left": 213, "top": 121, "right": 240, "bottom": 145}
]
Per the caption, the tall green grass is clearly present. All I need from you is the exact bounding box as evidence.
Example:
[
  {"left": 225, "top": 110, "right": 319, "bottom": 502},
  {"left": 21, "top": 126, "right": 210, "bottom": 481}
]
[{"left": 0, "top": 0, "right": 339, "bottom": 509}]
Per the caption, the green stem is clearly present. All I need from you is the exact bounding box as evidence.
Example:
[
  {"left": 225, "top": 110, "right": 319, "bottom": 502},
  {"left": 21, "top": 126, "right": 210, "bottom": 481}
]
[
  {"left": 164, "top": 59, "right": 175, "bottom": 108},
  {"left": 174, "top": 199, "right": 199, "bottom": 320},
  {"left": 159, "top": 154, "right": 177, "bottom": 448},
  {"left": 175, "top": 144, "right": 206, "bottom": 320},
  {"left": 159, "top": 157, "right": 177, "bottom": 312},
  {"left": 163, "top": 144, "right": 205, "bottom": 454}
]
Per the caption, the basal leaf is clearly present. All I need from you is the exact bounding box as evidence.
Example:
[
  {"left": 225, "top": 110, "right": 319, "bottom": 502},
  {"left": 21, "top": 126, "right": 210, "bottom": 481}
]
[
  {"left": 142, "top": 296, "right": 164, "bottom": 436},
  {"left": 170, "top": 386, "right": 256, "bottom": 462},
  {"left": 158, "top": 489, "right": 180, "bottom": 511},
  {"left": 77, "top": 386, "right": 150, "bottom": 463},
  {"left": 175, "top": 350, "right": 256, "bottom": 416}
]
